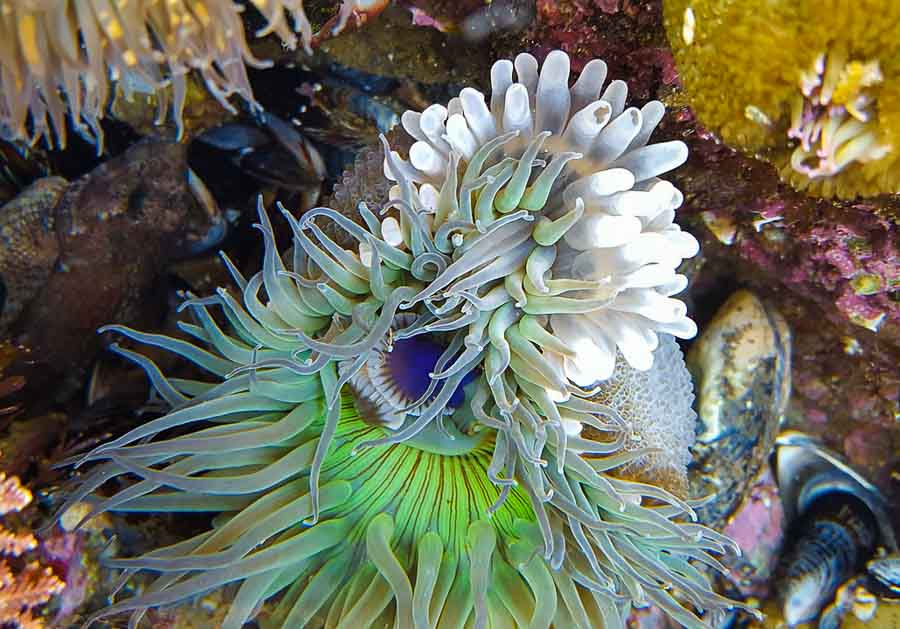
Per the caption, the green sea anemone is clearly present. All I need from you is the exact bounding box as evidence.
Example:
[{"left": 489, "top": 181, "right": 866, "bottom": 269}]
[
  {"left": 663, "top": 0, "right": 900, "bottom": 199},
  {"left": 60, "top": 50, "right": 753, "bottom": 628},
  {"left": 0, "top": 0, "right": 366, "bottom": 150}
]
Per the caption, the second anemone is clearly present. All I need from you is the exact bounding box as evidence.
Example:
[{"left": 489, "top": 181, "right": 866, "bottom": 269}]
[
  {"left": 0, "top": 0, "right": 373, "bottom": 149},
  {"left": 61, "top": 50, "right": 752, "bottom": 628}
]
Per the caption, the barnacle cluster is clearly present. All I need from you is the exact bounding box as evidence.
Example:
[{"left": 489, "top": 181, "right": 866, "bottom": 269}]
[
  {"left": 0, "top": 0, "right": 365, "bottom": 149},
  {"left": 61, "top": 50, "right": 750, "bottom": 628},
  {"left": 664, "top": 0, "right": 900, "bottom": 199}
]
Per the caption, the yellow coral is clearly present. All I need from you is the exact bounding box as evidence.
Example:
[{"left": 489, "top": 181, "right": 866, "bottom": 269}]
[
  {"left": 0, "top": 473, "right": 31, "bottom": 514},
  {"left": 663, "top": 0, "right": 900, "bottom": 199},
  {"left": 0, "top": 561, "right": 63, "bottom": 629}
]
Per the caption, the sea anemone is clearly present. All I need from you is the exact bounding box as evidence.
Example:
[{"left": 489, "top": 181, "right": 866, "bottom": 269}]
[
  {"left": 663, "top": 0, "right": 900, "bottom": 199},
  {"left": 0, "top": 0, "right": 369, "bottom": 150},
  {"left": 59, "top": 50, "right": 752, "bottom": 628}
]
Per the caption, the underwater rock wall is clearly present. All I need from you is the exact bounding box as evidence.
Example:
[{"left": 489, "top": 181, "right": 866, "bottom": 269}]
[{"left": 0, "top": 1, "right": 895, "bottom": 627}]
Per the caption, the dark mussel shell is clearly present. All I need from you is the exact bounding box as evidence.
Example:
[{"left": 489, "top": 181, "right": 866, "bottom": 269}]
[{"left": 774, "top": 431, "right": 898, "bottom": 626}]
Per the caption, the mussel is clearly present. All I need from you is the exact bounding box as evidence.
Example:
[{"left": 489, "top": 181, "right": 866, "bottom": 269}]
[
  {"left": 773, "top": 431, "right": 898, "bottom": 627},
  {"left": 687, "top": 289, "right": 791, "bottom": 530},
  {"left": 867, "top": 553, "right": 900, "bottom": 596}
]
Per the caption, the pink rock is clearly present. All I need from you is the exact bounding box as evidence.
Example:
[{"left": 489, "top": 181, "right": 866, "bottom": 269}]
[
  {"left": 595, "top": 0, "right": 620, "bottom": 14},
  {"left": 627, "top": 604, "right": 678, "bottom": 629},
  {"left": 806, "top": 408, "right": 829, "bottom": 425},
  {"left": 844, "top": 427, "right": 890, "bottom": 469},
  {"left": 407, "top": 6, "right": 449, "bottom": 31},
  {"left": 41, "top": 530, "right": 90, "bottom": 620},
  {"left": 722, "top": 469, "right": 785, "bottom": 598}
]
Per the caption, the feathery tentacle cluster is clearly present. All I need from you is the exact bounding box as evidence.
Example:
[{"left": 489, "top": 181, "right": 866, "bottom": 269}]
[
  {"left": 60, "top": 50, "right": 752, "bottom": 628},
  {"left": 0, "top": 0, "right": 364, "bottom": 149},
  {"left": 789, "top": 44, "right": 889, "bottom": 179},
  {"left": 663, "top": 0, "right": 900, "bottom": 199}
]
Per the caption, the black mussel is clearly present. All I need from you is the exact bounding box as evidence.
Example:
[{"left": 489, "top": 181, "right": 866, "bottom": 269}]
[
  {"left": 817, "top": 553, "right": 900, "bottom": 629},
  {"left": 867, "top": 552, "right": 900, "bottom": 597},
  {"left": 774, "top": 431, "right": 898, "bottom": 627},
  {"left": 191, "top": 112, "right": 326, "bottom": 207},
  {"left": 686, "top": 290, "right": 791, "bottom": 530}
]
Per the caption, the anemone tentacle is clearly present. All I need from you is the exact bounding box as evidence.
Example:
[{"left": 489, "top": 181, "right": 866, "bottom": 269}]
[
  {"left": 62, "top": 50, "right": 756, "bottom": 628},
  {"left": 0, "top": 0, "right": 373, "bottom": 149}
]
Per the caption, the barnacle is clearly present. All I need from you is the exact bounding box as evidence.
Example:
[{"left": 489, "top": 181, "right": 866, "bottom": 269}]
[
  {"left": 0, "top": 0, "right": 365, "bottom": 150},
  {"left": 663, "top": 0, "right": 900, "bottom": 199},
  {"left": 61, "top": 50, "right": 751, "bottom": 628}
]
